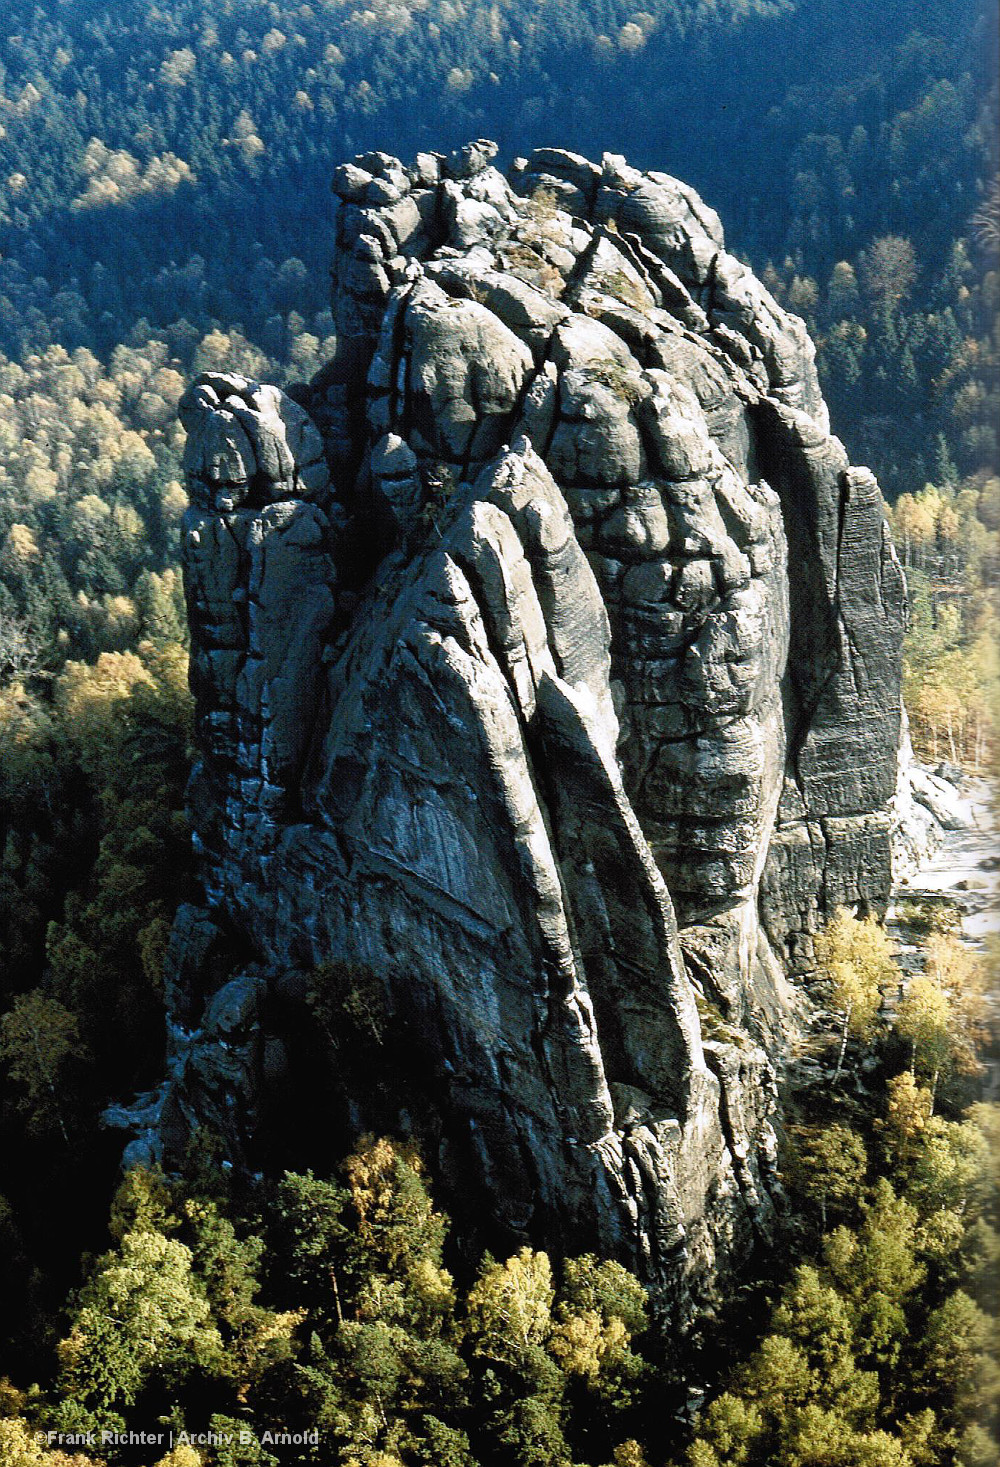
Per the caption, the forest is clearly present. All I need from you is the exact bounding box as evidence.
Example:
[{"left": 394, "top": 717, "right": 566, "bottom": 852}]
[{"left": 0, "top": 0, "right": 997, "bottom": 1463}]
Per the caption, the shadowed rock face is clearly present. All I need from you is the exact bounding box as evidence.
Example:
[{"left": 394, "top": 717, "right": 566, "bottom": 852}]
[{"left": 147, "top": 142, "right": 905, "bottom": 1316}]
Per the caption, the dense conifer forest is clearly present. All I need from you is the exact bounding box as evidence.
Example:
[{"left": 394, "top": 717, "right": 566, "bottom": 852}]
[{"left": 0, "top": 1, "right": 996, "bottom": 1463}]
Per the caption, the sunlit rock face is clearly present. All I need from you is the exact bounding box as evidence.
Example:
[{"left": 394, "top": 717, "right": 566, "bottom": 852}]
[{"left": 151, "top": 142, "right": 905, "bottom": 1319}]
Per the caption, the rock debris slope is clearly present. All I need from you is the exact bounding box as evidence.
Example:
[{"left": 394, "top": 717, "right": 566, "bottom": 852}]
[{"left": 149, "top": 142, "right": 906, "bottom": 1314}]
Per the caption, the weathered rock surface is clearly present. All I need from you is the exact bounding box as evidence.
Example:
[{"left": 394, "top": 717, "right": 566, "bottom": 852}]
[{"left": 130, "top": 143, "right": 906, "bottom": 1317}]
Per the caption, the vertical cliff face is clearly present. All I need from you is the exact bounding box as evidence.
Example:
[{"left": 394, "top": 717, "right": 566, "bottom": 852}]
[{"left": 146, "top": 142, "right": 905, "bottom": 1317}]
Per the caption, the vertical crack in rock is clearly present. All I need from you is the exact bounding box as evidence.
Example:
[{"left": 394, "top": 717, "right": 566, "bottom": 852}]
[{"left": 131, "top": 142, "right": 906, "bottom": 1324}]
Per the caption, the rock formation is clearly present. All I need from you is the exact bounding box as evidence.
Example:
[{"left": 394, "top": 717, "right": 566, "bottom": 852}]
[{"left": 129, "top": 142, "right": 907, "bottom": 1318}]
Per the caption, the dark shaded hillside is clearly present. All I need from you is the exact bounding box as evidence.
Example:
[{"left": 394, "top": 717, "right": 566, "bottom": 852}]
[{"left": 0, "top": 0, "right": 996, "bottom": 492}]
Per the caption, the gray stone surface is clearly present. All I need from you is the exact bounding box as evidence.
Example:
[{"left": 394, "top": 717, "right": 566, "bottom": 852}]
[{"left": 152, "top": 143, "right": 906, "bottom": 1318}]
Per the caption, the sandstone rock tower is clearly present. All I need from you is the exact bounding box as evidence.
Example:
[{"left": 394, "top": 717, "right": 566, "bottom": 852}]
[{"left": 151, "top": 142, "right": 905, "bottom": 1316}]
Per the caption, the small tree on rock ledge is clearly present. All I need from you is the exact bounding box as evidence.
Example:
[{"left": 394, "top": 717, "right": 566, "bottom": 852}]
[{"left": 815, "top": 907, "right": 897, "bottom": 1078}]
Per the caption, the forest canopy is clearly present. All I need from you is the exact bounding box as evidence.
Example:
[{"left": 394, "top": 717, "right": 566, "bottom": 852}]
[{"left": 0, "top": 0, "right": 996, "bottom": 494}]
